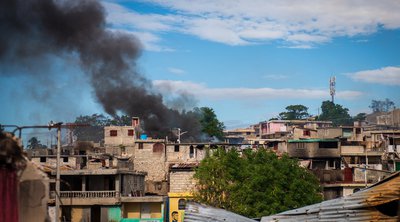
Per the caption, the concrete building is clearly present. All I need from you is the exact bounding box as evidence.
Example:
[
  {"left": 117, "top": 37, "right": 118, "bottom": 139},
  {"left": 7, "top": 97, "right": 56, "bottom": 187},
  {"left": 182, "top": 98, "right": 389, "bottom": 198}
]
[
  {"left": 259, "top": 120, "right": 333, "bottom": 139},
  {"left": 32, "top": 151, "right": 166, "bottom": 222},
  {"left": 224, "top": 127, "right": 258, "bottom": 144}
]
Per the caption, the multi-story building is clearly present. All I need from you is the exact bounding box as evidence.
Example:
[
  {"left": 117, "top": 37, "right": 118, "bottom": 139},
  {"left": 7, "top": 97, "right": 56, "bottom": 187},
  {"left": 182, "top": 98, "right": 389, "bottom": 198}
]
[
  {"left": 31, "top": 151, "right": 165, "bottom": 222},
  {"left": 259, "top": 120, "right": 333, "bottom": 139}
]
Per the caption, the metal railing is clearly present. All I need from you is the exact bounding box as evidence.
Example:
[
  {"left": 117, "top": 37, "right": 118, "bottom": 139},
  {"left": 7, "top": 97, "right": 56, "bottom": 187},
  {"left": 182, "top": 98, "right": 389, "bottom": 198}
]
[{"left": 59, "top": 191, "right": 119, "bottom": 198}]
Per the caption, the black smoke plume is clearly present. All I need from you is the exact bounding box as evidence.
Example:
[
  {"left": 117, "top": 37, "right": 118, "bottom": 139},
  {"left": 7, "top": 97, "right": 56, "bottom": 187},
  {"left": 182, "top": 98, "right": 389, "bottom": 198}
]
[{"left": 0, "top": 0, "right": 201, "bottom": 140}]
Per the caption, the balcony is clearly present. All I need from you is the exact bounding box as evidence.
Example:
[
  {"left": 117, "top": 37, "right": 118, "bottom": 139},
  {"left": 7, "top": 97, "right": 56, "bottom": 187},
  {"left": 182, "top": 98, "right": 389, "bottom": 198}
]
[
  {"left": 60, "top": 191, "right": 119, "bottom": 198},
  {"left": 59, "top": 191, "right": 120, "bottom": 205}
]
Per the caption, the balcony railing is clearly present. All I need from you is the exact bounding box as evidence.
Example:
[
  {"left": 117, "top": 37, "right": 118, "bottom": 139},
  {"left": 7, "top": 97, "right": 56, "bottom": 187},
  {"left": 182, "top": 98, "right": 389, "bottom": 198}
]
[{"left": 59, "top": 191, "right": 119, "bottom": 199}]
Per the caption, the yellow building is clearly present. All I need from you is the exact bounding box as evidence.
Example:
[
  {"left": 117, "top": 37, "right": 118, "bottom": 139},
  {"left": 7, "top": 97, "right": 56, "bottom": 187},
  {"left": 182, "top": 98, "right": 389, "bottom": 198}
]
[{"left": 167, "top": 192, "right": 193, "bottom": 222}]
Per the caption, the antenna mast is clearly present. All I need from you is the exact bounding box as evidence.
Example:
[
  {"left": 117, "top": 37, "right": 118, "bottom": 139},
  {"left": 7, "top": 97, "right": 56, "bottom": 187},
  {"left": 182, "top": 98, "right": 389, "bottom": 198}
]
[{"left": 330, "top": 76, "right": 336, "bottom": 103}]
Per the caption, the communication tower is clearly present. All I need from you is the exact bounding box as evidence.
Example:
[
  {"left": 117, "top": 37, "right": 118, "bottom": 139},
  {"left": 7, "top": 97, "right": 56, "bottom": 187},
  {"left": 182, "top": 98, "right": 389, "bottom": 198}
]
[{"left": 330, "top": 76, "right": 336, "bottom": 103}]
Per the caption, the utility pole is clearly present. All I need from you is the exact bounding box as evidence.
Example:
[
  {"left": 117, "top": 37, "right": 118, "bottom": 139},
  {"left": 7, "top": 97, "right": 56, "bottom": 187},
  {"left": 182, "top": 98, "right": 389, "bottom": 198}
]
[
  {"left": 330, "top": 76, "right": 336, "bottom": 103},
  {"left": 365, "top": 146, "right": 368, "bottom": 188},
  {"left": 175, "top": 128, "right": 187, "bottom": 144},
  {"left": 48, "top": 121, "right": 63, "bottom": 222}
]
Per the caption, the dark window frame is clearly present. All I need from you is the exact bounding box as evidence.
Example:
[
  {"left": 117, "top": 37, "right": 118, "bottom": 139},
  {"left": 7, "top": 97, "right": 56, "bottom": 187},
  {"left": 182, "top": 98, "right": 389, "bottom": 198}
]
[
  {"left": 174, "top": 145, "right": 180, "bottom": 152},
  {"left": 110, "top": 130, "right": 118, "bottom": 137}
]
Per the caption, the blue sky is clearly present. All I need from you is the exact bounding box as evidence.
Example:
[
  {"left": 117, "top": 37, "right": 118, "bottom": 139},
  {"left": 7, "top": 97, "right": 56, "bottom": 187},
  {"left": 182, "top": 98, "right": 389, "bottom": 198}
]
[{"left": 1, "top": 0, "right": 400, "bottom": 139}]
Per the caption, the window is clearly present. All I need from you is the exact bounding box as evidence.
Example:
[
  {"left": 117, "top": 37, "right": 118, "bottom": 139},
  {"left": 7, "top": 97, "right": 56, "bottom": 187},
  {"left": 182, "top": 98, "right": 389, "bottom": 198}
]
[
  {"left": 189, "top": 145, "right": 194, "bottom": 158},
  {"left": 40, "top": 157, "right": 46, "bottom": 162},
  {"left": 296, "top": 143, "right": 305, "bottom": 149},
  {"left": 138, "top": 143, "right": 143, "bottom": 149},
  {"left": 63, "top": 157, "right": 68, "bottom": 162},
  {"left": 174, "top": 145, "right": 180, "bottom": 152},
  {"left": 128, "top": 129, "right": 134, "bottom": 136},
  {"left": 178, "top": 199, "right": 186, "bottom": 210},
  {"left": 110, "top": 130, "right": 117, "bottom": 137},
  {"left": 303, "top": 130, "right": 310, "bottom": 136},
  {"left": 319, "top": 141, "right": 338, "bottom": 149}
]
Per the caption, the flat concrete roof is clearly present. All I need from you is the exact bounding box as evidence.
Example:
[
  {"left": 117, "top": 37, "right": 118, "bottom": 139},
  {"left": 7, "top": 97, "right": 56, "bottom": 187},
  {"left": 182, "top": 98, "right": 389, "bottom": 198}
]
[{"left": 52, "top": 169, "right": 146, "bottom": 176}]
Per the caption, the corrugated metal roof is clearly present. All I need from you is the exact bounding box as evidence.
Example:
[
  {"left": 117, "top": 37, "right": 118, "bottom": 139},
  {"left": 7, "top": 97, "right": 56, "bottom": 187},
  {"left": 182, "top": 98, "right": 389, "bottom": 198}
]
[
  {"left": 184, "top": 202, "right": 256, "bottom": 222},
  {"left": 170, "top": 162, "right": 199, "bottom": 169},
  {"left": 261, "top": 171, "right": 400, "bottom": 222}
]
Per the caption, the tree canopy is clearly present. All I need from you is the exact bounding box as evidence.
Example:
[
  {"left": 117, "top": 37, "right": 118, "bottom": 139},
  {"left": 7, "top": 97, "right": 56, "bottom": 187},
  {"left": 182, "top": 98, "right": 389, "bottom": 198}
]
[
  {"left": 27, "top": 137, "right": 46, "bottom": 149},
  {"left": 369, "top": 98, "right": 395, "bottom": 113},
  {"left": 318, "top": 101, "right": 352, "bottom": 126},
  {"left": 353, "top": 112, "right": 367, "bottom": 122},
  {"left": 194, "top": 148, "right": 322, "bottom": 218},
  {"left": 73, "top": 114, "right": 132, "bottom": 142},
  {"left": 278, "top": 105, "right": 310, "bottom": 120},
  {"left": 197, "top": 107, "right": 225, "bottom": 140}
]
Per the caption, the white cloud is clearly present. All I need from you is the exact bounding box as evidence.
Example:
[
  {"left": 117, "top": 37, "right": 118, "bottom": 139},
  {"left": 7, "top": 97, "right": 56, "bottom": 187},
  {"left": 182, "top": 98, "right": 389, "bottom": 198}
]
[
  {"left": 348, "top": 66, "right": 400, "bottom": 86},
  {"left": 102, "top": 0, "right": 400, "bottom": 48},
  {"left": 153, "top": 80, "right": 362, "bottom": 100},
  {"left": 167, "top": 67, "right": 186, "bottom": 75}
]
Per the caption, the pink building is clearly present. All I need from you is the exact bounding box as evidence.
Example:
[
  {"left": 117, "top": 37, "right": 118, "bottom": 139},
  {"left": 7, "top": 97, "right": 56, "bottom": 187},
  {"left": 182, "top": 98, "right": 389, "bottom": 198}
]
[{"left": 260, "top": 120, "right": 333, "bottom": 139}]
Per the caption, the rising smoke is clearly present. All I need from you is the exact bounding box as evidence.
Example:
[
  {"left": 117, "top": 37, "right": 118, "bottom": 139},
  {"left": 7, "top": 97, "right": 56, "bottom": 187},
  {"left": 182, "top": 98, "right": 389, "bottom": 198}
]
[{"left": 0, "top": 0, "right": 202, "bottom": 140}]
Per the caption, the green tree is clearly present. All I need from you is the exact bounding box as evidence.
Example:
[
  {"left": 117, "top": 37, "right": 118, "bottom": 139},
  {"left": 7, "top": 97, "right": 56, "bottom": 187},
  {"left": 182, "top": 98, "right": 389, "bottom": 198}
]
[
  {"left": 278, "top": 105, "right": 310, "bottom": 120},
  {"left": 318, "top": 101, "right": 352, "bottom": 126},
  {"left": 27, "top": 137, "right": 46, "bottom": 149},
  {"left": 194, "top": 148, "right": 322, "bottom": 218},
  {"left": 353, "top": 113, "right": 367, "bottom": 122},
  {"left": 369, "top": 98, "right": 395, "bottom": 113},
  {"left": 198, "top": 107, "right": 225, "bottom": 140},
  {"left": 109, "top": 114, "right": 132, "bottom": 126},
  {"left": 74, "top": 114, "right": 109, "bottom": 142},
  {"left": 73, "top": 114, "right": 133, "bottom": 142}
]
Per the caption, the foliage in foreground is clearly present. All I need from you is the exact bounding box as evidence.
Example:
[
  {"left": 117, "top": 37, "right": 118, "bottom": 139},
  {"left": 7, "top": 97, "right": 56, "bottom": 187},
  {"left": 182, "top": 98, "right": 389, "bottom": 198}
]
[{"left": 193, "top": 148, "right": 322, "bottom": 218}]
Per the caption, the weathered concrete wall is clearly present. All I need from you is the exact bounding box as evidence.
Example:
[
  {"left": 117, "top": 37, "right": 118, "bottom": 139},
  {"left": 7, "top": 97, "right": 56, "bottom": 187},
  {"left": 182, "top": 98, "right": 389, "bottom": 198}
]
[
  {"left": 19, "top": 161, "right": 49, "bottom": 222},
  {"left": 133, "top": 142, "right": 166, "bottom": 182},
  {"left": 317, "top": 128, "right": 342, "bottom": 139},
  {"left": 132, "top": 142, "right": 207, "bottom": 194},
  {"left": 287, "top": 142, "right": 340, "bottom": 158},
  {"left": 292, "top": 128, "right": 318, "bottom": 139},
  {"left": 31, "top": 156, "right": 77, "bottom": 168},
  {"left": 104, "top": 126, "right": 136, "bottom": 146},
  {"left": 166, "top": 145, "right": 206, "bottom": 162},
  {"left": 121, "top": 174, "right": 145, "bottom": 196},
  {"left": 353, "top": 168, "right": 390, "bottom": 183},
  {"left": 341, "top": 145, "right": 364, "bottom": 154},
  {"left": 169, "top": 171, "right": 196, "bottom": 193}
]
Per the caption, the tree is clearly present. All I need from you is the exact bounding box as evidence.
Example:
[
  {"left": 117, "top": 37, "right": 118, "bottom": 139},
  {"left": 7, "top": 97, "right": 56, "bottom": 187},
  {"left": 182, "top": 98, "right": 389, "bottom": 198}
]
[
  {"left": 369, "top": 98, "right": 395, "bottom": 113},
  {"left": 353, "top": 113, "right": 367, "bottom": 122},
  {"left": 194, "top": 148, "right": 322, "bottom": 218},
  {"left": 318, "top": 101, "right": 352, "bottom": 126},
  {"left": 278, "top": 105, "right": 310, "bottom": 120},
  {"left": 198, "top": 107, "right": 225, "bottom": 140},
  {"left": 108, "top": 114, "right": 132, "bottom": 126},
  {"left": 73, "top": 114, "right": 133, "bottom": 142},
  {"left": 27, "top": 137, "right": 46, "bottom": 149}
]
